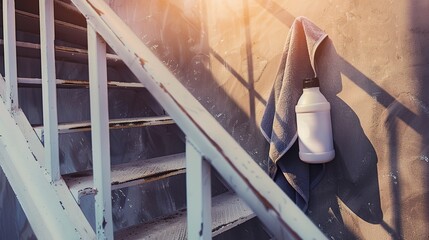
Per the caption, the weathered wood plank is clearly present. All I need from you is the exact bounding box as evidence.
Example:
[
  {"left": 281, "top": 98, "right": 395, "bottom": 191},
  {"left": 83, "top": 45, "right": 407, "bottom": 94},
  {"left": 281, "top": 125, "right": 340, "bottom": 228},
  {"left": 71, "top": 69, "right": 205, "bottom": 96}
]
[
  {"left": 63, "top": 153, "right": 186, "bottom": 201},
  {"left": 114, "top": 192, "right": 255, "bottom": 240}
]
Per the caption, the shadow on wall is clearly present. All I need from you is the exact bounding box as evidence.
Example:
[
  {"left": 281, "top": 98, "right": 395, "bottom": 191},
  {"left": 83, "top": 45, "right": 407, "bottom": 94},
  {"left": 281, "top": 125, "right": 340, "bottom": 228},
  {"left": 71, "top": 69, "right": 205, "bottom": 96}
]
[
  {"left": 313, "top": 39, "right": 383, "bottom": 238},
  {"left": 254, "top": 0, "right": 395, "bottom": 238},
  {"left": 129, "top": 0, "right": 271, "bottom": 170},
  {"left": 203, "top": 0, "right": 382, "bottom": 237},
  {"left": 112, "top": 0, "right": 429, "bottom": 239},
  {"left": 405, "top": 0, "right": 429, "bottom": 238},
  {"left": 256, "top": 1, "right": 429, "bottom": 239},
  {"left": 156, "top": 0, "right": 382, "bottom": 237}
]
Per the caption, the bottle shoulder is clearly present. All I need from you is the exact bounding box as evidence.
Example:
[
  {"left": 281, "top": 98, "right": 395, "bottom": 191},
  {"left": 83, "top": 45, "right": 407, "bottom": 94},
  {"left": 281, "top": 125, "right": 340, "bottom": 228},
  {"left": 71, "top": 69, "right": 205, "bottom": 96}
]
[{"left": 297, "top": 87, "right": 328, "bottom": 105}]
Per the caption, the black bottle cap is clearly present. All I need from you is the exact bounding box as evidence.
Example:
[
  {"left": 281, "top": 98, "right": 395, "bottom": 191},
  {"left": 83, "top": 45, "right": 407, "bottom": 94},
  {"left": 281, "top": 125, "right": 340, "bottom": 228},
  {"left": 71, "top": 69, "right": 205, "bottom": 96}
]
[{"left": 303, "top": 77, "right": 320, "bottom": 89}]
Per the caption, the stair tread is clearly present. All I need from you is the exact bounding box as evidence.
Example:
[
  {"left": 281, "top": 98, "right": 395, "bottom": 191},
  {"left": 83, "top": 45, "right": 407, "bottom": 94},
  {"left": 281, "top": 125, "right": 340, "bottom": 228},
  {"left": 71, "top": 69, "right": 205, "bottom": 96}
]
[
  {"left": 33, "top": 116, "right": 174, "bottom": 134},
  {"left": 18, "top": 77, "right": 144, "bottom": 88},
  {"left": 0, "top": 40, "right": 122, "bottom": 65},
  {"left": 14, "top": 0, "right": 86, "bottom": 27},
  {"left": 115, "top": 192, "right": 255, "bottom": 240},
  {"left": 64, "top": 153, "right": 186, "bottom": 200},
  {"left": 11, "top": 9, "right": 87, "bottom": 47}
]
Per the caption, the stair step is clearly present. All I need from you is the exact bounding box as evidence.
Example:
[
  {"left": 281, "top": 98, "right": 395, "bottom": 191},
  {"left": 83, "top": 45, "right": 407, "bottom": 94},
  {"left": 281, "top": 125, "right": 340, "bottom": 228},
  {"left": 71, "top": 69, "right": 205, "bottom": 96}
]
[
  {"left": 52, "top": 0, "right": 87, "bottom": 27},
  {"left": 18, "top": 77, "right": 144, "bottom": 88},
  {"left": 33, "top": 116, "right": 174, "bottom": 138},
  {"left": 64, "top": 153, "right": 186, "bottom": 202},
  {"left": 11, "top": 9, "right": 87, "bottom": 46},
  {"left": 0, "top": 40, "right": 122, "bottom": 66},
  {"left": 14, "top": 0, "right": 86, "bottom": 27},
  {"left": 115, "top": 192, "right": 256, "bottom": 239}
]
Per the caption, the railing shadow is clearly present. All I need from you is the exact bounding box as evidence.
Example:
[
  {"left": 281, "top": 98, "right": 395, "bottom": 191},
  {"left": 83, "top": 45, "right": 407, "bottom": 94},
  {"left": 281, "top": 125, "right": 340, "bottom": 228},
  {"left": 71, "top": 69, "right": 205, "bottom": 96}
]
[
  {"left": 252, "top": 1, "right": 429, "bottom": 239},
  {"left": 137, "top": 1, "right": 379, "bottom": 238},
  {"left": 405, "top": 1, "right": 429, "bottom": 238},
  {"left": 310, "top": 39, "right": 384, "bottom": 238},
  {"left": 178, "top": 2, "right": 381, "bottom": 238},
  {"left": 112, "top": 0, "right": 429, "bottom": 238},
  {"left": 141, "top": 0, "right": 271, "bottom": 168},
  {"left": 254, "top": 0, "right": 421, "bottom": 239}
]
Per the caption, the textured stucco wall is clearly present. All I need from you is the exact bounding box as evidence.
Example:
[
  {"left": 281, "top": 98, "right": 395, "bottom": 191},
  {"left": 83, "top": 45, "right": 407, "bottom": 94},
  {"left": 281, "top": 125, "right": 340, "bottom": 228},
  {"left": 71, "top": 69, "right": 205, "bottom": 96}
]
[{"left": 109, "top": 0, "right": 429, "bottom": 239}]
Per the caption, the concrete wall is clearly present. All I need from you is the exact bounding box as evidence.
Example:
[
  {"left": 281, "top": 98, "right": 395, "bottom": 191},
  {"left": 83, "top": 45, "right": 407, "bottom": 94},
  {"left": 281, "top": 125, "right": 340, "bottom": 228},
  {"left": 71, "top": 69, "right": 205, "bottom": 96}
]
[{"left": 113, "top": 0, "right": 428, "bottom": 239}]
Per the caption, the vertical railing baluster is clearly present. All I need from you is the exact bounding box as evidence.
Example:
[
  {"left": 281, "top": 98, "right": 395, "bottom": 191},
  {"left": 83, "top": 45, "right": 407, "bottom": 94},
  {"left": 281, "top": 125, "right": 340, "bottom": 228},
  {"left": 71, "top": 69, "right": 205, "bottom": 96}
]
[
  {"left": 2, "top": 0, "right": 18, "bottom": 111},
  {"left": 186, "top": 139, "right": 212, "bottom": 240},
  {"left": 39, "top": 0, "right": 60, "bottom": 181},
  {"left": 87, "top": 25, "right": 113, "bottom": 239}
]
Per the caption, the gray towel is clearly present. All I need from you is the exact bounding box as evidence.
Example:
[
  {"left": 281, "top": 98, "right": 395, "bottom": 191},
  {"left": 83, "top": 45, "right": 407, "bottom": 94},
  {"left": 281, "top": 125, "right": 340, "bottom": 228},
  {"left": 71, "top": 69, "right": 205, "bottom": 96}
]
[{"left": 261, "top": 17, "right": 328, "bottom": 211}]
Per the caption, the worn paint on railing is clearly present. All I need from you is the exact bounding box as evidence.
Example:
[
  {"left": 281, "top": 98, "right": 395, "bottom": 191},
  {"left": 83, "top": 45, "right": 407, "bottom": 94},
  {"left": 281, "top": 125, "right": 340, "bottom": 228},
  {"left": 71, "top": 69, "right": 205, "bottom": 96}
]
[
  {"left": 158, "top": 82, "right": 301, "bottom": 239},
  {"left": 70, "top": 0, "right": 328, "bottom": 238},
  {"left": 86, "top": 0, "right": 103, "bottom": 15}
]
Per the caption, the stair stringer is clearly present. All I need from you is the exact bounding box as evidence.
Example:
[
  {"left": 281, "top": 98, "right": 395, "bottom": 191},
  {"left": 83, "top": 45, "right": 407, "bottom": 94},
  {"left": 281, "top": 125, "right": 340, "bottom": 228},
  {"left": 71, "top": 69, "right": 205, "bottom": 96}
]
[{"left": 0, "top": 89, "right": 95, "bottom": 239}]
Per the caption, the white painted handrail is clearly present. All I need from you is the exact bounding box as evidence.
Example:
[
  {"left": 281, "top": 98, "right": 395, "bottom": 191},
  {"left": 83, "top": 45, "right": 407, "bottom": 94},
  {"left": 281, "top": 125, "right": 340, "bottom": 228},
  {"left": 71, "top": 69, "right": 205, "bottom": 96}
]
[{"left": 70, "top": 0, "right": 328, "bottom": 239}]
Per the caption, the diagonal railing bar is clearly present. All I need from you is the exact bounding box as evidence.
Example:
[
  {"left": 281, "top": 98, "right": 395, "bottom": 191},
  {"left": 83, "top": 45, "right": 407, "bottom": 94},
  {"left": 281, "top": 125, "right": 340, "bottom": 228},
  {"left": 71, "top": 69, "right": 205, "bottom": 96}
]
[
  {"left": 0, "top": 1, "right": 97, "bottom": 237},
  {"left": 0, "top": 76, "right": 95, "bottom": 239},
  {"left": 70, "top": 0, "right": 327, "bottom": 239}
]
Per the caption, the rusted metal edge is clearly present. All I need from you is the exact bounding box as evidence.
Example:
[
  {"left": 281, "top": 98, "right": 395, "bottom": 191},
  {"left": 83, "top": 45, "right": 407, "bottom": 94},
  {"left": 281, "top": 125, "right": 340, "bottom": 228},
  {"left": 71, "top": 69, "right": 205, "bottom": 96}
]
[
  {"left": 111, "top": 169, "right": 186, "bottom": 190},
  {"left": 64, "top": 152, "right": 186, "bottom": 201},
  {"left": 86, "top": 0, "right": 103, "bottom": 15},
  {"left": 17, "top": 77, "right": 144, "bottom": 88},
  {"left": 114, "top": 192, "right": 255, "bottom": 239},
  {"left": 33, "top": 116, "right": 174, "bottom": 135},
  {"left": 69, "top": 168, "right": 186, "bottom": 201},
  {"left": 212, "top": 214, "right": 256, "bottom": 235}
]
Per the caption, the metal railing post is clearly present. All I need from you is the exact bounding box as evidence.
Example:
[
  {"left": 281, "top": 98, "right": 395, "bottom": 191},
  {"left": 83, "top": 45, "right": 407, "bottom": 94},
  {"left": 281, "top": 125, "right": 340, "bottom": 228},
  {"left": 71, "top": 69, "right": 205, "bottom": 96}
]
[
  {"left": 39, "top": 0, "right": 60, "bottom": 181},
  {"left": 87, "top": 24, "right": 113, "bottom": 239},
  {"left": 186, "top": 139, "right": 212, "bottom": 240},
  {"left": 2, "top": 0, "right": 18, "bottom": 111}
]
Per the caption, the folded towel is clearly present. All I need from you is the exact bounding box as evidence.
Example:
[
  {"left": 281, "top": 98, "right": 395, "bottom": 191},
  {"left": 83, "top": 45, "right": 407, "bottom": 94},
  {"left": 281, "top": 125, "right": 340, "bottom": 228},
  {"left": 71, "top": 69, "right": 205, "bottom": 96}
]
[{"left": 261, "top": 17, "right": 328, "bottom": 211}]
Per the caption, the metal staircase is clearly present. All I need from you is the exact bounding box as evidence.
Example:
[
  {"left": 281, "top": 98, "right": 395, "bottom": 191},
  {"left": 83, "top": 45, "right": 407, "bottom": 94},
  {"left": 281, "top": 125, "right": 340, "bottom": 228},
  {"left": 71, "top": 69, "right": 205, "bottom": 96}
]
[{"left": 0, "top": 0, "right": 327, "bottom": 239}]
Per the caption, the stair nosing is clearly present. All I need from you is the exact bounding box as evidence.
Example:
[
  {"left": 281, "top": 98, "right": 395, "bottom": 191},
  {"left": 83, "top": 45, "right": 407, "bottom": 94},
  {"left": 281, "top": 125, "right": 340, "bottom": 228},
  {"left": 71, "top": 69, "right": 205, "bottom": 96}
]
[
  {"left": 12, "top": 9, "right": 87, "bottom": 46},
  {"left": 33, "top": 116, "right": 174, "bottom": 134},
  {"left": 18, "top": 77, "right": 144, "bottom": 88},
  {"left": 63, "top": 153, "right": 186, "bottom": 201},
  {"left": 0, "top": 39, "right": 122, "bottom": 64},
  {"left": 114, "top": 192, "right": 256, "bottom": 239}
]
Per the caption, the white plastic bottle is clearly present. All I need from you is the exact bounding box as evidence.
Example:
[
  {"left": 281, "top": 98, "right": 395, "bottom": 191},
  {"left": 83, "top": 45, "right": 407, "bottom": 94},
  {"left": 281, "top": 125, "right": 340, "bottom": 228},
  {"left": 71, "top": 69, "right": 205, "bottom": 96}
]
[{"left": 295, "top": 77, "right": 335, "bottom": 163}]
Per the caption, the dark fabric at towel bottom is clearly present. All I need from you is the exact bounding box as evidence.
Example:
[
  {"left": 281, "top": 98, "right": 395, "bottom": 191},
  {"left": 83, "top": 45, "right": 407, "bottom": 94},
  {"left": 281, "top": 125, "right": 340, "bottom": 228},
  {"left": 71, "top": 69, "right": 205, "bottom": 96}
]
[{"left": 273, "top": 141, "right": 326, "bottom": 211}]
